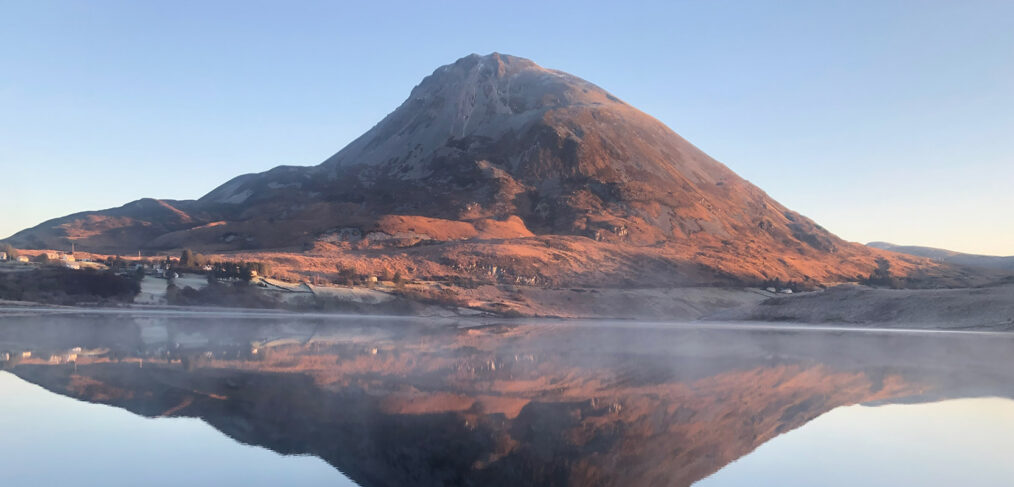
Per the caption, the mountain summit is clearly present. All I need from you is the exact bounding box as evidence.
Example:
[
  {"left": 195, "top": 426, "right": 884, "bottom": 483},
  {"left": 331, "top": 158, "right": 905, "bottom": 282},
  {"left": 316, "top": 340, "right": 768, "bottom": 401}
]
[{"left": 5, "top": 53, "right": 930, "bottom": 287}]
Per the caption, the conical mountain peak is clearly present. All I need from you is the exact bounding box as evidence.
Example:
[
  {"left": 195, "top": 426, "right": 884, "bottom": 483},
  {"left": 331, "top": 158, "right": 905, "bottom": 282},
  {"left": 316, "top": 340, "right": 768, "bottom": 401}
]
[
  {"left": 320, "top": 53, "right": 626, "bottom": 170},
  {"left": 5, "top": 53, "right": 925, "bottom": 291}
]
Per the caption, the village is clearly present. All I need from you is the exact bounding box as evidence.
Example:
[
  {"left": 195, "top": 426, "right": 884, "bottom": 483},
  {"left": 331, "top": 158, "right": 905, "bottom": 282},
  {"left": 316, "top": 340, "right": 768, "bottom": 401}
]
[
  {"left": 0, "top": 243, "right": 799, "bottom": 319},
  {"left": 0, "top": 244, "right": 436, "bottom": 313}
]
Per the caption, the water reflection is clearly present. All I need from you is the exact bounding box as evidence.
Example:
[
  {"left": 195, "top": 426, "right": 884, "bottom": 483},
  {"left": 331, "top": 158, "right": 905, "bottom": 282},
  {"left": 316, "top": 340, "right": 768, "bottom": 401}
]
[
  {"left": 696, "top": 397, "right": 1014, "bottom": 487},
  {"left": 0, "top": 371, "right": 348, "bottom": 487},
  {"left": 1, "top": 311, "right": 1013, "bottom": 487}
]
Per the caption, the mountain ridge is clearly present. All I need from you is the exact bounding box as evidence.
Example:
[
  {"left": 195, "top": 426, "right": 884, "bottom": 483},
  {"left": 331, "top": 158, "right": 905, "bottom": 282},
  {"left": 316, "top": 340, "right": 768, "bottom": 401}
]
[{"left": 868, "top": 242, "right": 1014, "bottom": 271}]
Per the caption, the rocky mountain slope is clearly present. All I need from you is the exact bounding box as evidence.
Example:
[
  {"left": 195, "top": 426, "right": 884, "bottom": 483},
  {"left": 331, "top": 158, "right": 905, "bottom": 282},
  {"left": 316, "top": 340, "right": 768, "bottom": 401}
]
[{"left": 4, "top": 53, "right": 940, "bottom": 287}]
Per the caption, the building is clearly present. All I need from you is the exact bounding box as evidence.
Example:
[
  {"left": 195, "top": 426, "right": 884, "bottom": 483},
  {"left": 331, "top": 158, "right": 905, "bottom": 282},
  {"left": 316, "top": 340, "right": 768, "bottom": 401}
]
[
  {"left": 0, "top": 251, "right": 7, "bottom": 261},
  {"left": 16, "top": 256, "right": 29, "bottom": 263}
]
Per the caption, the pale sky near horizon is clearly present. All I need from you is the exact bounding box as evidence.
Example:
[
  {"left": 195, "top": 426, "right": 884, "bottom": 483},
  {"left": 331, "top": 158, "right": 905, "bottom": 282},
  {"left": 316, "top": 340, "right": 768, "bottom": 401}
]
[{"left": 2, "top": 1, "right": 1012, "bottom": 255}]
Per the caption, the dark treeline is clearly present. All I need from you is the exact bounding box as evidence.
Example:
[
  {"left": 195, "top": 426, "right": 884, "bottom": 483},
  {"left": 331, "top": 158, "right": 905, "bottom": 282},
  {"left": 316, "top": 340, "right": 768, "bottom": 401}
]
[
  {"left": 0, "top": 267, "right": 140, "bottom": 305},
  {"left": 94, "top": 250, "right": 271, "bottom": 282},
  {"left": 171, "top": 249, "right": 272, "bottom": 281}
]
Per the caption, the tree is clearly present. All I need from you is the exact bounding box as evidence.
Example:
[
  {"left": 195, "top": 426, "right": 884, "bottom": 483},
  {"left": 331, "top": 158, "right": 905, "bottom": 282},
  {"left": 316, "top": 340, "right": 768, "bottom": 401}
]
[
  {"left": 239, "top": 263, "right": 255, "bottom": 281},
  {"left": 335, "top": 264, "right": 358, "bottom": 285},
  {"left": 865, "top": 257, "right": 897, "bottom": 288},
  {"left": 0, "top": 243, "right": 17, "bottom": 260},
  {"left": 249, "top": 261, "right": 271, "bottom": 278},
  {"left": 180, "top": 249, "right": 194, "bottom": 268},
  {"left": 35, "top": 253, "right": 50, "bottom": 264}
]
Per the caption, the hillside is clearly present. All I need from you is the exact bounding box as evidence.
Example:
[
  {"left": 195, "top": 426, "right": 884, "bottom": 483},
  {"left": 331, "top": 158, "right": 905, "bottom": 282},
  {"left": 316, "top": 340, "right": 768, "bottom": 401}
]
[
  {"left": 4, "top": 53, "right": 943, "bottom": 288},
  {"left": 868, "top": 242, "right": 1014, "bottom": 271}
]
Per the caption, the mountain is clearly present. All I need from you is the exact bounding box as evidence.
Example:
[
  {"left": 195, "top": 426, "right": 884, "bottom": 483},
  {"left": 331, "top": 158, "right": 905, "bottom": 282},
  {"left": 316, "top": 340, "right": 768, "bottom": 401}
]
[
  {"left": 868, "top": 242, "right": 1014, "bottom": 271},
  {"left": 4, "top": 53, "right": 937, "bottom": 287}
]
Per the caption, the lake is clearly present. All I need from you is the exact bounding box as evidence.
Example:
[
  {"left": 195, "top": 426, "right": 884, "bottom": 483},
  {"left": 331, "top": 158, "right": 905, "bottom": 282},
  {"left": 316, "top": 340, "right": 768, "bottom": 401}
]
[{"left": 1, "top": 309, "right": 1013, "bottom": 486}]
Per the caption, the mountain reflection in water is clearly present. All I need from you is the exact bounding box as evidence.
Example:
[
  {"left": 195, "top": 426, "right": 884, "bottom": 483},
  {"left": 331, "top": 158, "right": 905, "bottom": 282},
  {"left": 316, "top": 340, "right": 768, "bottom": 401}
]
[{"left": 1, "top": 312, "right": 1013, "bottom": 487}]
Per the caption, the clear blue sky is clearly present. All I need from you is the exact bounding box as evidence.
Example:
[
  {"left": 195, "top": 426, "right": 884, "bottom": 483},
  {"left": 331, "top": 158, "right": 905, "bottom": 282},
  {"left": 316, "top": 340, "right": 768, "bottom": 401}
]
[{"left": 2, "top": 1, "right": 1012, "bottom": 255}]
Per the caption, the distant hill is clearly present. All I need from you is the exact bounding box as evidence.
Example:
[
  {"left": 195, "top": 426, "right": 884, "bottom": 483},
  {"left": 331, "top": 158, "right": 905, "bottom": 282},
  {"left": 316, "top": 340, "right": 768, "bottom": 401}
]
[
  {"left": 868, "top": 242, "right": 1014, "bottom": 271},
  {"left": 4, "top": 53, "right": 944, "bottom": 288}
]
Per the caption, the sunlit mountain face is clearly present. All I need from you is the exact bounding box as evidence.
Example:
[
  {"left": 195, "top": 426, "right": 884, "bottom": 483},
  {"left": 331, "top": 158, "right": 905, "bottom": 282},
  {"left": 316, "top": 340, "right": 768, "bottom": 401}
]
[{"left": 3, "top": 312, "right": 1014, "bottom": 487}]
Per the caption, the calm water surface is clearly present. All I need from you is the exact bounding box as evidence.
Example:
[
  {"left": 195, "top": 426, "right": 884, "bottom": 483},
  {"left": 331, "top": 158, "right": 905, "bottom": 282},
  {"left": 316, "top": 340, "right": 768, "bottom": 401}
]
[{"left": 1, "top": 310, "right": 1013, "bottom": 487}]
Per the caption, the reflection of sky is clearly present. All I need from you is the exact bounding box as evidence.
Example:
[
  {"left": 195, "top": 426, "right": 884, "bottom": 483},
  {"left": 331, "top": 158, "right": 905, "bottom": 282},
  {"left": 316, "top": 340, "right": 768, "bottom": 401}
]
[
  {"left": 0, "top": 372, "right": 355, "bottom": 487},
  {"left": 696, "top": 397, "right": 1014, "bottom": 487}
]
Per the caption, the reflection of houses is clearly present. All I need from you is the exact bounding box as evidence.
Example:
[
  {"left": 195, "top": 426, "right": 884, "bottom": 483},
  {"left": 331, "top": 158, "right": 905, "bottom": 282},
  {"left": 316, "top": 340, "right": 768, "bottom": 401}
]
[
  {"left": 2, "top": 349, "right": 82, "bottom": 365},
  {"left": 46, "top": 353, "right": 78, "bottom": 364}
]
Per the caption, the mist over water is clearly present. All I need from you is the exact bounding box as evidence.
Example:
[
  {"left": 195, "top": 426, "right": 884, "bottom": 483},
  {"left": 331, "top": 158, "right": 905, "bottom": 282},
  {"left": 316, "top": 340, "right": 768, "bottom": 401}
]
[{"left": 2, "top": 311, "right": 1013, "bottom": 487}]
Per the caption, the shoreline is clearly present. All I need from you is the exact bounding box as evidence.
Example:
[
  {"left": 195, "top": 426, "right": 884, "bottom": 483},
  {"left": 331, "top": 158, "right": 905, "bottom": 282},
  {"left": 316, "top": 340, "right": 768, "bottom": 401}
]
[{"left": 3, "top": 297, "right": 1014, "bottom": 335}]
